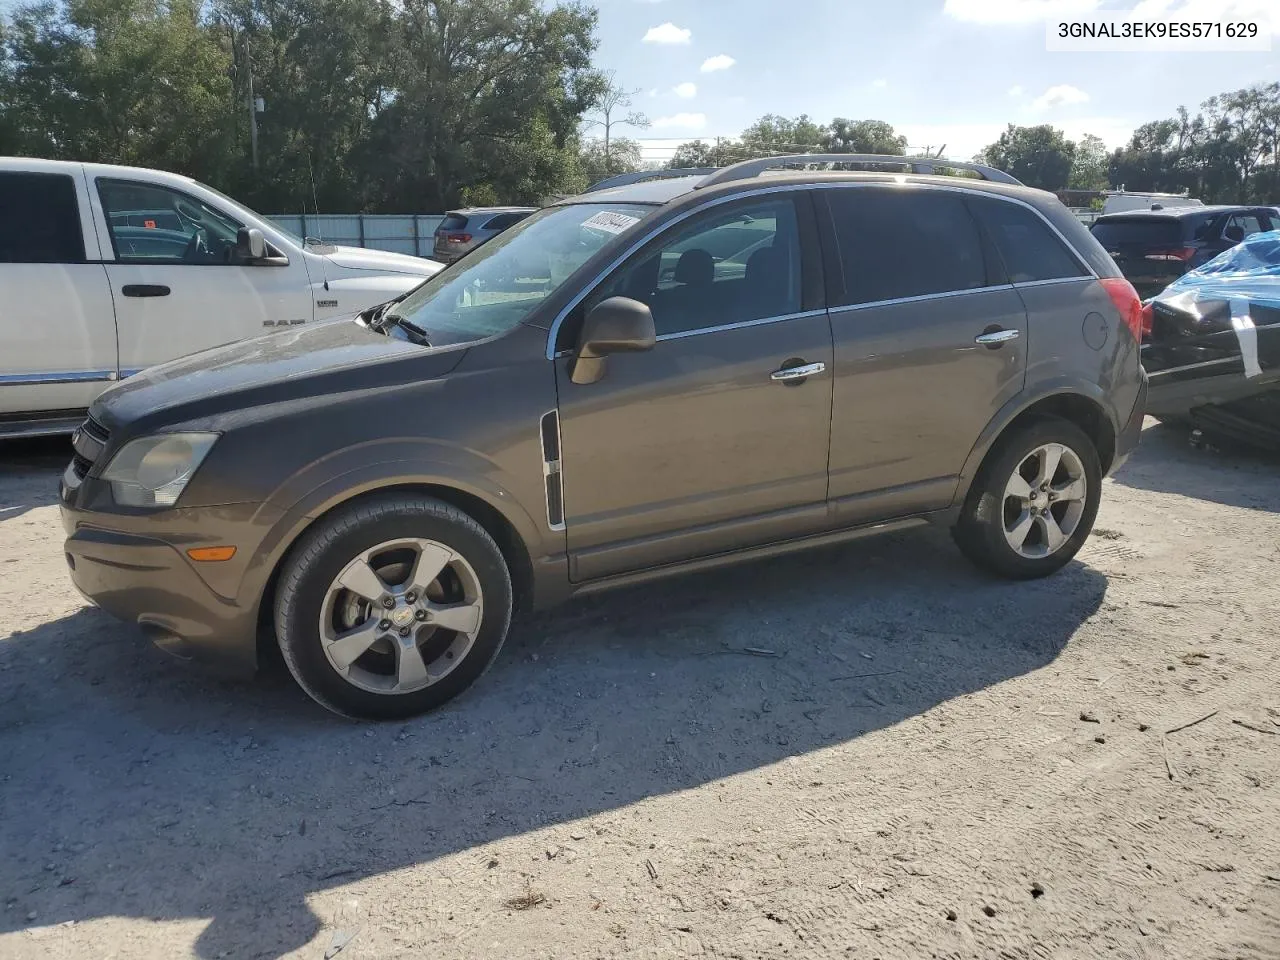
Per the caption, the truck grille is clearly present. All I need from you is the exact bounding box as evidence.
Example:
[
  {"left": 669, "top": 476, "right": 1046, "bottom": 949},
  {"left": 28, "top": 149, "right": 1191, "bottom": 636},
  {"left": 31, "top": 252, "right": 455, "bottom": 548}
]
[{"left": 71, "top": 414, "right": 110, "bottom": 479}]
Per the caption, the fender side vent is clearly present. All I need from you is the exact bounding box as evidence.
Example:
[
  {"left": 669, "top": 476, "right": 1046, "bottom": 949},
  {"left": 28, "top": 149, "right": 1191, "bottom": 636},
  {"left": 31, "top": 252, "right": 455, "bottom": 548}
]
[{"left": 540, "top": 411, "right": 565, "bottom": 531}]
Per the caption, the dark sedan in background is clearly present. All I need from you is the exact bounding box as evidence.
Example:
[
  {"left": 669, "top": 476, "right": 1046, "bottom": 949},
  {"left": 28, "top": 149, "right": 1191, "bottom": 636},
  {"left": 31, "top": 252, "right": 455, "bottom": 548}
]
[{"left": 1091, "top": 205, "right": 1277, "bottom": 299}]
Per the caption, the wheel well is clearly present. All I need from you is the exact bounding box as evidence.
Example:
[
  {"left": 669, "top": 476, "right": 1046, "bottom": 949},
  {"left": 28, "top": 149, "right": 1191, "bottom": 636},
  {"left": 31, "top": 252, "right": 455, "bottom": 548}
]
[
  {"left": 255, "top": 483, "right": 536, "bottom": 662},
  {"left": 1001, "top": 393, "right": 1116, "bottom": 473}
]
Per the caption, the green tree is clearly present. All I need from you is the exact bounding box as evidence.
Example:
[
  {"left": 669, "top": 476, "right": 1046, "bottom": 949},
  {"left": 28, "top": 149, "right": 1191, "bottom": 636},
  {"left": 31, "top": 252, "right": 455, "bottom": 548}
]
[
  {"left": 667, "top": 138, "right": 739, "bottom": 168},
  {"left": 359, "top": 0, "right": 600, "bottom": 211},
  {"left": 579, "top": 135, "right": 641, "bottom": 184},
  {"left": 1068, "top": 133, "right": 1109, "bottom": 190},
  {"left": 1, "top": 0, "right": 236, "bottom": 180},
  {"left": 822, "top": 118, "right": 906, "bottom": 154},
  {"left": 976, "top": 124, "right": 1076, "bottom": 191},
  {"left": 579, "top": 69, "right": 648, "bottom": 177},
  {"left": 738, "top": 114, "right": 827, "bottom": 155}
]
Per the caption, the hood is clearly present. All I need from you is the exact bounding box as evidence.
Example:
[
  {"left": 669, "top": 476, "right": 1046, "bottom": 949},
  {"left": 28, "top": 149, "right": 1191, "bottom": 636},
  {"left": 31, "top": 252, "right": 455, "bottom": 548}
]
[
  {"left": 322, "top": 244, "right": 444, "bottom": 277},
  {"left": 94, "top": 318, "right": 464, "bottom": 434}
]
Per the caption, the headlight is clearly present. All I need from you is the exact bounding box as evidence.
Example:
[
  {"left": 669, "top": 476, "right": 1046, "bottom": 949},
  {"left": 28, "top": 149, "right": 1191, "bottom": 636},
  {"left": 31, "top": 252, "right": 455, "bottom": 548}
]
[{"left": 101, "top": 433, "right": 218, "bottom": 508}]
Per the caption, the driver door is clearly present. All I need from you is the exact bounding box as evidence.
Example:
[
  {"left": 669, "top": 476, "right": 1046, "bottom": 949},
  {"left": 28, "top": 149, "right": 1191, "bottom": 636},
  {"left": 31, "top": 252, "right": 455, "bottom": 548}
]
[
  {"left": 555, "top": 193, "right": 834, "bottom": 581},
  {"left": 91, "top": 176, "right": 313, "bottom": 374}
]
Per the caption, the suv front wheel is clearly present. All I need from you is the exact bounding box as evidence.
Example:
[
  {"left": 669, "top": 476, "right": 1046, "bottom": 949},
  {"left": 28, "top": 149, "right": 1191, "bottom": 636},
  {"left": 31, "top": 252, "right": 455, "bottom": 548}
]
[
  {"left": 274, "top": 494, "right": 513, "bottom": 720},
  {"left": 953, "top": 417, "right": 1102, "bottom": 580}
]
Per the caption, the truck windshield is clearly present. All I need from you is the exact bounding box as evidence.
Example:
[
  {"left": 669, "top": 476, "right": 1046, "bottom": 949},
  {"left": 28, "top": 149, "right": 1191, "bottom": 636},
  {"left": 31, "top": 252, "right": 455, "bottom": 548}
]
[{"left": 385, "top": 202, "right": 653, "bottom": 346}]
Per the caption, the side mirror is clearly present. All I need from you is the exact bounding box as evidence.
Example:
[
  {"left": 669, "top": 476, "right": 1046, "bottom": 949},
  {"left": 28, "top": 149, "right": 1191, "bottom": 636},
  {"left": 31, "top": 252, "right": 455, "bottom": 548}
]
[
  {"left": 570, "top": 296, "right": 656, "bottom": 385},
  {"left": 1224, "top": 225, "right": 1245, "bottom": 244},
  {"left": 236, "top": 226, "right": 267, "bottom": 262}
]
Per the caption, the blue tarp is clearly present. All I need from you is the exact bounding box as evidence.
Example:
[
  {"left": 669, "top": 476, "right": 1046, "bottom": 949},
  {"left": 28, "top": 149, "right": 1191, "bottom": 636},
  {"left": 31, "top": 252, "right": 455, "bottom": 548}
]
[{"left": 1164, "top": 229, "right": 1280, "bottom": 307}]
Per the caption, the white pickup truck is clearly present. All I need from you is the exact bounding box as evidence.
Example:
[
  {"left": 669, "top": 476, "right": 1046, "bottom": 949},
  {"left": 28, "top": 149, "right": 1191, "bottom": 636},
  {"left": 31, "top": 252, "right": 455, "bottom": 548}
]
[{"left": 0, "top": 158, "right": 445, "bottom": 437}]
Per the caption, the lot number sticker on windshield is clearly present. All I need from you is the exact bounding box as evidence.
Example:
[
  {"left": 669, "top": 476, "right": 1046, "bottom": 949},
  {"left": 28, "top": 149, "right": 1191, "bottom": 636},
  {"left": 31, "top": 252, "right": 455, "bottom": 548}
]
[{"left": 582, "top": 211, "right": 641, "bottom": 235}]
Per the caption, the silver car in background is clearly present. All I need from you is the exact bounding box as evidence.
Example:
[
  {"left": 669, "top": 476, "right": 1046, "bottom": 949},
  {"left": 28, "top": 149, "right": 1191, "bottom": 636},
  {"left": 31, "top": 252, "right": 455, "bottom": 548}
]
[{"left": 432, "top": 206, "right": 536, "bottom": 262}]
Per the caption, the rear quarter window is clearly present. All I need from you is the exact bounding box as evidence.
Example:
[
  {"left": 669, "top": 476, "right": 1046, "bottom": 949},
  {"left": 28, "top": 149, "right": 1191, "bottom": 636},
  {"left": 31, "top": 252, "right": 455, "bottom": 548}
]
[
  {"left": 968, "top": 196, "right": 1087, "bottom": 283},
  {"left": 0, "top": 171, "right": 86, "bottom": 264},
  {"left": 825, "top": 187, "right": 988, "bottom": 305}
]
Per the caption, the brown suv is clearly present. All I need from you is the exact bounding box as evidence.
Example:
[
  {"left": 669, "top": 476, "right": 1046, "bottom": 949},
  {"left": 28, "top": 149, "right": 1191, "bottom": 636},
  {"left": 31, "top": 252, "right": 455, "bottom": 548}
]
[{"left": 60, "top": 154, "right": 1148, "bottom": 720}]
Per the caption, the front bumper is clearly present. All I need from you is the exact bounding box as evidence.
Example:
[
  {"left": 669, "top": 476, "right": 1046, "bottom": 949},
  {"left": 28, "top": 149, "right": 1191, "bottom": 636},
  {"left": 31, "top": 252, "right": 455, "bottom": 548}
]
[{"left": 61, "top": 470, "right": 269, "bottom": 676}]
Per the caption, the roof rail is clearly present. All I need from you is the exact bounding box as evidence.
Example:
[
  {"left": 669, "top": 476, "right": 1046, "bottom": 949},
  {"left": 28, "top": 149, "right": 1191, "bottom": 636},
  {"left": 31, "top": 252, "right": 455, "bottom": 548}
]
[
  {"left": 695, "top": 154, "right": 1023, "bottom": 189},
  {"left": 584, "top": 167, "right": 719, "bottom": 194}
]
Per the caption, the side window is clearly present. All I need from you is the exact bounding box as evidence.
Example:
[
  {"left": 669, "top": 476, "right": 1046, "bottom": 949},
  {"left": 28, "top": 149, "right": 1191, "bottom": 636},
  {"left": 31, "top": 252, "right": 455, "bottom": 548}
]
[
  {"left": 0, "top": 172, "right": 86, "bottom": 264},
  {"left": 98, "top": 180, "right": 244, "bottom": 265},
  {"left": 967, "top": 196, "right": 1087, "bottom": 284},
  {"left": 826, "top": 188, "right": 987, "bottom": 306},
  {"left": 1227, "top": 213, "right": 1264, "bottom": 239},
  {"left": 591, "top": 197, "right": 802, "bottom": 338}
]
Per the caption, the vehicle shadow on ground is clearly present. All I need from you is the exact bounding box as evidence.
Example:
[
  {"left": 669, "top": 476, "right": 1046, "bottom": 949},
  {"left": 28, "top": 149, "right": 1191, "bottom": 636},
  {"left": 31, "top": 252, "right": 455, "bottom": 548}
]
[
  {"left": 1111, "top": 421, "right": 1280, "bottom": 511},
  {"left": 0, "top": 528, "right": 1107, "bottom": 959},
  {"left": 0, "top": 437, "right": 68, "bottom": 520}
]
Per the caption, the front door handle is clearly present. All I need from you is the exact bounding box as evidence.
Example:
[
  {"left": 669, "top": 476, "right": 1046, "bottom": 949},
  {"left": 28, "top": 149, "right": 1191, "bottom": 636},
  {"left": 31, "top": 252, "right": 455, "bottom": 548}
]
[
  {"left": 975, "top": 328, "right": 1019, "bottom": 347},
  {"left": 770, "top": 361, "right": 826, "bottom": 382},
  {"left": 121, "top": 284, "right": 171, "bottom": 298}
]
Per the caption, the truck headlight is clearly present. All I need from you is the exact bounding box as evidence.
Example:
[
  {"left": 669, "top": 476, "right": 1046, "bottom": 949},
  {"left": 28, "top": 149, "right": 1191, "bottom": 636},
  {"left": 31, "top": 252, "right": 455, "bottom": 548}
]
[{"left": 101, "top": 433, "right": 218, "bottom": 508}]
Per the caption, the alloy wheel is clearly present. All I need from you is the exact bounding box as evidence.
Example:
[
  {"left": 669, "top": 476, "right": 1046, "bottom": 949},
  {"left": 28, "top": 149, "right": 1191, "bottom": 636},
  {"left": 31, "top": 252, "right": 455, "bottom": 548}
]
[{"left": 318, "top": 538, "right": 484, "bottom": 694}]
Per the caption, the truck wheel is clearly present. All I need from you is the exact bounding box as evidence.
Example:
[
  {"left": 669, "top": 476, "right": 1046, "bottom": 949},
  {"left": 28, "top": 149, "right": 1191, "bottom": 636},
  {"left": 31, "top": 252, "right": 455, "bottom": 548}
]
[
  {"left": 274, "top": 494, "right": 512, "bottom": 720},
  {"left": 952, "top": 417, "right": 1102, "bottom": 580}
]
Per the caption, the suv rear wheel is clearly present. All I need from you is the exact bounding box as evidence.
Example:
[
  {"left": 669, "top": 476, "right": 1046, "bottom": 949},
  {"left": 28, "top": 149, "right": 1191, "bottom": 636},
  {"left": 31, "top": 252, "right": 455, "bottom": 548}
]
[
  {"left": 953, "top": 417, "right": 1102, "bottom": 580},
  {"left": 274, "top": 495, "right": 513, "bottom": 720}
]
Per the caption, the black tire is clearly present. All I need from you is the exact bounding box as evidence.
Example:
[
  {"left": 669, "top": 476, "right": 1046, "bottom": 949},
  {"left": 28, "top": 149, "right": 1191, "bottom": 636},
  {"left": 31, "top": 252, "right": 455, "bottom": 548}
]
[
  {"left": 952, "top": 417, "right": 1102, "bottom": 580},
  {"left": 274, "top": 494, "right": 513, "bottom": 720}
]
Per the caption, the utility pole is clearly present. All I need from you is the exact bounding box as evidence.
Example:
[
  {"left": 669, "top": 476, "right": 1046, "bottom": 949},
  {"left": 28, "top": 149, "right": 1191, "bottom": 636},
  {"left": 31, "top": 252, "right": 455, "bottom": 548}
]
[{"left": 245, "top": 36, "right": 259, "bottom": 171}]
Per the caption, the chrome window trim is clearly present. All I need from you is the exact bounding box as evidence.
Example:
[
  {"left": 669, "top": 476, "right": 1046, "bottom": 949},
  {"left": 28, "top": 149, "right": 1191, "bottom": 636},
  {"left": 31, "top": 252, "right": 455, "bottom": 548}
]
[
  {"left": 1010, "top": 275, "right": 1094, "bottom": 289},
  {"left": 545, "top": 180, "right": 1095, "bottom": 359},
  {"left": 655, "top": 309, "right": 828, "bottom": 343},
  {"left": 1145, "top": 357, "right": 1240, "bottom": 378},
  {"left": 0, "top": 370, "right": 116, "bottom": 385},
  {"left": 827, "top": 284, "right": 1016, "bottom": 314}
]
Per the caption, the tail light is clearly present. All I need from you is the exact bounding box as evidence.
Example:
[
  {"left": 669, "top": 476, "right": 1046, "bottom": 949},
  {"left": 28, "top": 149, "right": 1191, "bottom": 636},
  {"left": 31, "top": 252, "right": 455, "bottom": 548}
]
[
  {"left": 1140, "top": 302, "right": 1154, "bottom": 340},
  {"left": 1100, "top": 277, "right": 1144, "bottom": 343},
  {"left": 1143, "top": 246, "right": 1196, "bottom": 262},
  {"left": 444, "top": 233, "right": 472, "bottom": 244}
]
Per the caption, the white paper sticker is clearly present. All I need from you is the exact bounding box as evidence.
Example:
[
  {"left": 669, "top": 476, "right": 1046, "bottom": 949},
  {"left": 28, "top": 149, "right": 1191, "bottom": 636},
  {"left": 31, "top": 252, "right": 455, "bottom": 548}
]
[
  {"left": 581, "top": 211, "right": 641, "bottom": 236},
  {"left": 1230, "top": 298, "right": 1263, "bottom": 379}
]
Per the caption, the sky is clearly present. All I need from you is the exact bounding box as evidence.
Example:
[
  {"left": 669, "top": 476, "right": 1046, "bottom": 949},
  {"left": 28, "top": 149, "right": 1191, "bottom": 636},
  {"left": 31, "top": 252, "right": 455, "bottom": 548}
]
[{"left": 590, "top": 0, "right": 1280, "bottom": 163}]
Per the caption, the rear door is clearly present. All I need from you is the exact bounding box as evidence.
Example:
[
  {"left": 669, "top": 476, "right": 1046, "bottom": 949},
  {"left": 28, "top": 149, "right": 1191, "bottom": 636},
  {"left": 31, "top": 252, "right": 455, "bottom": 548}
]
[
  {"left": 90, "top": 175, "right": 314, "bottom": 374},
  {"left": 818, "top": 185, "right": 1028, "bottom": 525},
  {"left": 555, "top": 192, "right": 834, "bottom": 580},
  {"left": 0, "top": 166, "right": 117, "bottom": 419}
]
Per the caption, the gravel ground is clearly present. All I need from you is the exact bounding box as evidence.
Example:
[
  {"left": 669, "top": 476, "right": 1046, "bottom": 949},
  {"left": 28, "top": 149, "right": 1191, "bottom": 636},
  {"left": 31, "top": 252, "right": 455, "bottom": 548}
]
[{"left": 2, "top": 420, "right": 1279, "bottom": 960}]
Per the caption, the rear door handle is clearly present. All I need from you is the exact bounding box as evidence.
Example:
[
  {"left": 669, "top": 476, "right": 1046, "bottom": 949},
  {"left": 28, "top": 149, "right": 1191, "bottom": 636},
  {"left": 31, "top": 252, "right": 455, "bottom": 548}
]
[
  {"left": 121, "top": 284, "right": 170, "bottom": 298},
  {"left": 770, "top": 361, "right": 826, "bottom": 382},
  {"left": 975, "top": 328, "right": 1019, "bottom": 346}
]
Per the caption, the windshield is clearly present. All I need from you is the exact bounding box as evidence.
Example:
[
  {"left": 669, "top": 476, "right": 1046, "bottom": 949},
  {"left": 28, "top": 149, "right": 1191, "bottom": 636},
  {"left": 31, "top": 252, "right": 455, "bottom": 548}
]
[{"left": 385, "top": 202, "right": 653, "bottom": 346}]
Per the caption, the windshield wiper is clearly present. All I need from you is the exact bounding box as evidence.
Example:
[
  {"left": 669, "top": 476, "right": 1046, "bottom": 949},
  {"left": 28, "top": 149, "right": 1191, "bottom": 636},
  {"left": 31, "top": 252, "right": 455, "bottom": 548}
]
[{"left": 379, "top": 312, "right": 431, "bottom": 345}]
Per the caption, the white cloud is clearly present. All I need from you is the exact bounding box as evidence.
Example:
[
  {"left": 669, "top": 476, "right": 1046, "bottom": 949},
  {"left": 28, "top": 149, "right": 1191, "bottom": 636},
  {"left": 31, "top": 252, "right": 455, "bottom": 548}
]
[
  {"left": 943, "top": 0, "right": 1101, "bottom": 23},
  {"left": 648, "top": 88, "right": 659, "bottom": 98},
  {"left": 700, "top": 54, "right": 736, "bottom": 73},
  {"left": 871, "top": 78, "right": 888, "bottom": 89},
  {"left": 1007, "top": 85, "right": 1024, "bottom": 97},
  {"left": 652, "top": 112, "right": 707, "bottom": 130},
  {"left": 643, "top": 22, "right": 692, "bottom": 44},
  {"left": 672, "top": 82, "right": 697, "bottom": 99},
  {"left": 1031, "top": 83, "right": 1090, "bottom": 111}
]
